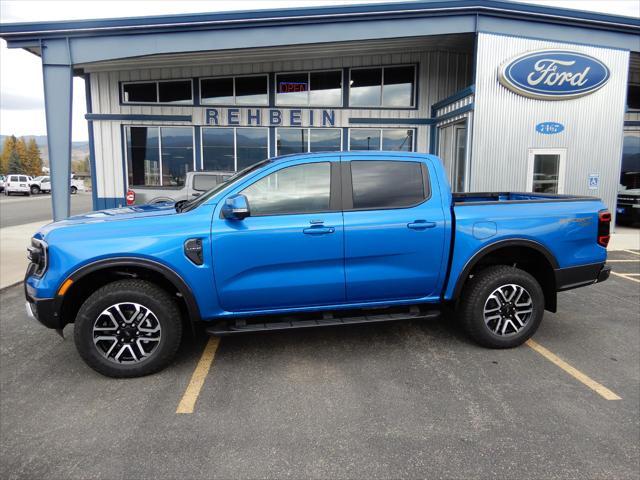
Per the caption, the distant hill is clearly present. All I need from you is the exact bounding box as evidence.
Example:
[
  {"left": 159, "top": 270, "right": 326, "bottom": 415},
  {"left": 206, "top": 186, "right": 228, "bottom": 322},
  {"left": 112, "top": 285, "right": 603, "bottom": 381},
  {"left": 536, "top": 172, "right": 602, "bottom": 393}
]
[{"left": 0, "top": 135, "right": 89, "bottom": 166}]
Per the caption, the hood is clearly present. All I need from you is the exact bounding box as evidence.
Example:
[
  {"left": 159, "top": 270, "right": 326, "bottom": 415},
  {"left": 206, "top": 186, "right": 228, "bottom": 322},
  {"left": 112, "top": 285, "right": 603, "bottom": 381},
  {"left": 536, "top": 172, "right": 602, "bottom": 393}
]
[{"left": 37, "top": 202, "right": 177, "bottom": 236}]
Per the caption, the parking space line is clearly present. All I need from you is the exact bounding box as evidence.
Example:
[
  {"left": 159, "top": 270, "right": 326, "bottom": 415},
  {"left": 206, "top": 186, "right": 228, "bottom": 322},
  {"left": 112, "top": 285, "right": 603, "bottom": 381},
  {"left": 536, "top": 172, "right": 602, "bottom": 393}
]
[
  {"left": 526, "top": 339, "right": 621, "bottom": 400},
  {"left": 606, "top": 259, "right": 639, "bottom": 263},
  {"left": 176, "top": 337, "right": 220, "bottom": 414},
  {"left": 611, "top": 271, "right": 640, "bottom": 284},
  {"left": 623, "top": 250, "right": 640, "bottom": 256}
]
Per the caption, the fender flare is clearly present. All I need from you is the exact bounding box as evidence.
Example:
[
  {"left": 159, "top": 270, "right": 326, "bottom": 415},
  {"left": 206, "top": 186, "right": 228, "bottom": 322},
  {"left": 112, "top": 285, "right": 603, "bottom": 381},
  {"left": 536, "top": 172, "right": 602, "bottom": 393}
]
[
  {"left": 452, "top": 239, "right": 559, "bottom": 301},
  {"left": 66, "top": 257, "right": 202, "bottom": 323}
]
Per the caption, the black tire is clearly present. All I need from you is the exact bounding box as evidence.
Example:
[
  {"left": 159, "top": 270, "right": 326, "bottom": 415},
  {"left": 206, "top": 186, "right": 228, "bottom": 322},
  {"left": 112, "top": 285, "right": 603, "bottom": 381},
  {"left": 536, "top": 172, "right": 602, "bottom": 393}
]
[
  {"left": 70, "top": 186, "right": 78, "bottom": 194},
  {"left": 30, "top": 185, "right": 40, "bottom": 195},
  {"left": 458, "top": 265, "right": 544, "bottom": 349},
  {"left": 74, "top": 279, "right": 183, "bottom": 377}
]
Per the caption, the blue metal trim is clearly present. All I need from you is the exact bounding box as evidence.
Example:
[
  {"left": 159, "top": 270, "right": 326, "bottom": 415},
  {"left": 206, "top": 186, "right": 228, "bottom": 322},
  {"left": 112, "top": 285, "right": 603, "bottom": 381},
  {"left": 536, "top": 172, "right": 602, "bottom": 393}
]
[
  {"left": 83, "top": 73, "right": 99, "bottom": 211},
  {"left": 341, "top": 127, "right": 349, "bottom": 151},
  {"left": 429, "top": 124, "right": 437, "bottom": 154},
  {"left": 85, "top": 113, "right": 192, "bottom": 121},
  {"left": 624, "top": 121, "right": 640, "bottom": 126},
  {"left": 1, "top": 1, "right": 637, "bottom": 38},
  {"left": 268, "top": 72, "right": 276, "bottom": 107},
  {"left": 431, "top": 85, "right": 475, "bottom": 112},
  {"left": 342, "top": 67, "right": 349, "bottom": 108},
  {"left": 349, "top": 117, "right": 435, "bottom": 125},
  {"left": 194, "top": 125, "right": 202, "bottom": 170}
]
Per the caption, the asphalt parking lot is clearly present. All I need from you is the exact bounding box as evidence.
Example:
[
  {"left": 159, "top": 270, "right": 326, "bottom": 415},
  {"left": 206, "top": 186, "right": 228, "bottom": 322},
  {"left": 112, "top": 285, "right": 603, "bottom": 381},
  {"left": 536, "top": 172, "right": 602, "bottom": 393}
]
[{"left": 1, "top": 250, "right": 638, "bottom": 479}]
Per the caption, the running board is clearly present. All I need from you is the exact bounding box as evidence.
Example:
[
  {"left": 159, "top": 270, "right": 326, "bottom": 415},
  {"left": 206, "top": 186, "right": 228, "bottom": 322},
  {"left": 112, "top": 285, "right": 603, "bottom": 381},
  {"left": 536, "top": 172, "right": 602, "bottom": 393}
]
[{"left": 205, "top": 307, "right": 440, "bottom": 336}]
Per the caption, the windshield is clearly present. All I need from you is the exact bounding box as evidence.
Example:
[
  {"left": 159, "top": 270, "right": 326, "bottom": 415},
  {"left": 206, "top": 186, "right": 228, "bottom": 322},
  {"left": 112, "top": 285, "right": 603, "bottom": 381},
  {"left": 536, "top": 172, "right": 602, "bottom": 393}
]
[{"left": 180, "top": 159, "right": 272, "bottom": 213}]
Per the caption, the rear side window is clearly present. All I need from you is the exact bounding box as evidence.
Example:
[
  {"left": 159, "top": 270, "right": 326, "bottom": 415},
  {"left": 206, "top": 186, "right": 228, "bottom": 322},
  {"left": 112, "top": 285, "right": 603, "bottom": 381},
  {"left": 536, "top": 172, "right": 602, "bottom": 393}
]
[
  {"left": 19, "top": 176, "right": 28, "bottom": 182},
  {"left": 350, "top": 160, "right": 427, "bottom": 209}
]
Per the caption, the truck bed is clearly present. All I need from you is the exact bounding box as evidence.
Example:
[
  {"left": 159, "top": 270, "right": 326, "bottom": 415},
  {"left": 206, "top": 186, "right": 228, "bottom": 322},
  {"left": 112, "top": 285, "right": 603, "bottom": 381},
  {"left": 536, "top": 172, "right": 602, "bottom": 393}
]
[{"left": 453, "top": 192, "right": 597, "bottom": 205}]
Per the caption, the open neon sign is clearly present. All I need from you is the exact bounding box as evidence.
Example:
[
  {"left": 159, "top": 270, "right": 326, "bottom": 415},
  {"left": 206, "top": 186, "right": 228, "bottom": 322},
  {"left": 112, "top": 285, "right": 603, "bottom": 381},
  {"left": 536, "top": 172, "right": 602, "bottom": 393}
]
[{"left": 279, "top": 82, "right": 308, "bottom": 93}]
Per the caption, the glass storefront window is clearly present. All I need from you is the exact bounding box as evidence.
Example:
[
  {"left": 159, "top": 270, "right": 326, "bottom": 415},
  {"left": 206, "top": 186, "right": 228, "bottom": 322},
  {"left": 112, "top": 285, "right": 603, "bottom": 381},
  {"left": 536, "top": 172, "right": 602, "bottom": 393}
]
[
  {"left": 277, "top": 128, "right": 308, "bottom": 155},
  {"left": 309, "top": 129, "right": 341, "bottom": 152},
  {"left": 349, "top": 128, "right": 414, "bottom": 151},
  {"left": 202, "top": 128, "right": 235, "bottom": 171},
  {"left": 122, "top": 80, "right": 192, "bottom": 104},
  {"left": 276, "top": 70, "right": 343, "bottom": 107},
  {"left": 200, "top": 75, "right": 268, "bottom": 105},
  {"left": 382, "top": 129, "right": 413, "bottom": 151},
  {"left": 277, "top": 128, "right": 342, "bottom": 155},
  {"left": 236, "top": 128, "right": 269, "bottom": 170},
  {"left": 200, "top": 77, "right": 234, "bottom": 105},
  {"left": 350, "top": 68, "right": 382, "bottom": 107},
  {"left": 202, "top": 127, "right": 269, "bottom": 171},
  {"left": 160, "top": 127, "right": 194, "bottom": 187},
  {"left": 349, "top": 65, "right": 415, "bottom": 108},
  {"left": 126, "top": 126, "right": 160, "bottom": 186}
]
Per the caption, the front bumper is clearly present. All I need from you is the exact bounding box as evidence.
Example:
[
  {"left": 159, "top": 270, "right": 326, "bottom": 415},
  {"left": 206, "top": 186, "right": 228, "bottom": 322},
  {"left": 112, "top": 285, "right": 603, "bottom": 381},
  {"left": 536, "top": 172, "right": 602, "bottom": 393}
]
[
  {"left": 555, "top": 262, "right": 610, "bottom": 292},
  {"left": 24, "top": 266, "right": 64, "bottom": 330}
]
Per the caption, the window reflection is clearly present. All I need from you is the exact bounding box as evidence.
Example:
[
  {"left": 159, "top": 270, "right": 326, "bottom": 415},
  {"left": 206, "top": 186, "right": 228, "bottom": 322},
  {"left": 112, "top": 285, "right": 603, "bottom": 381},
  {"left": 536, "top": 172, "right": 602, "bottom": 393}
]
[
  {"left": 349, "top": 129, "right": 381, "bottom": 150},
  {"left": 242, "top": 162, "right": 331, "bottom": 215},
  {"left": 160, "top": 127, "right": 194, "bottom": 187},
  {"left": 236, "top": 128, "right": 269, "bottom": 170},
  {"left": 202, "top": 128, "right": 235, "bottom": 171},
  {"left": 277, "top": 128, "right": 308, "bottom": 155},
  {"left": 351, "top": 161, "right": 425, "bottom": 209}
]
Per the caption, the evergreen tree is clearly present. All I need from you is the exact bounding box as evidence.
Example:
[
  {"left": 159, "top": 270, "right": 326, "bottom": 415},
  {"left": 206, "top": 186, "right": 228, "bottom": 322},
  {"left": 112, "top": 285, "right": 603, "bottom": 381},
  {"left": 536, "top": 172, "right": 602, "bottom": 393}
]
[
  {"left": 0, "top": 135, "right": 18, "bottom": 174},
  {"left": 25, "top": 138, "right": 43, "bottom": 177},
  {"left": 8, "top": 150, "right": 22, "bottom": 174},
  {"left": 15, "top": 137, "right": 28, "bottom": 170}
]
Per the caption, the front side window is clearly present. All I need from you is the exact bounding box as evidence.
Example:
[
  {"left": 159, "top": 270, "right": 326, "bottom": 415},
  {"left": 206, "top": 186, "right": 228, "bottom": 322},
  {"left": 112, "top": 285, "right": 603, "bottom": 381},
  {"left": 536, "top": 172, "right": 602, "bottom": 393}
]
[
  {"left": 277, "top": 128, "right": 341, "bottom": 155},
  {"left": 276, "top": 70, "right": 342, "bottom": 106},
  {"left": 200, "top": 75, "right": 268, "bottom": 105},
  {"left": 241, "top": 162, "right": 331, "bottom": 216},
  {"left": 349, "top": 66, "right": 415, "bottom": 108},
  {"left": 126, "top": 126, "right": 194, "bottom": 187},
  {"left": 350, "top": 160, "right": 426, "bottom": 209}
]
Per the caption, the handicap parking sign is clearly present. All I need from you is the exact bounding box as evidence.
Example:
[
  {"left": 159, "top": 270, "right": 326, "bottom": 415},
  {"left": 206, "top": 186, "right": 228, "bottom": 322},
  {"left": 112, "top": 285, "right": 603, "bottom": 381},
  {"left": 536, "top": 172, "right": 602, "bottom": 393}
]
[{"left": 588, "top": 174, "right": 599, "bottom": 190}]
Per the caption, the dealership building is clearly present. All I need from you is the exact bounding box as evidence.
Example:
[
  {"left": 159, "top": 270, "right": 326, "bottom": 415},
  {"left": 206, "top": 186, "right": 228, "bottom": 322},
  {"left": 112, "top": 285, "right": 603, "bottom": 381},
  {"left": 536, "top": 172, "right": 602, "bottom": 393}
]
[{"left": 0, "top": 0, "right": 638, "bottom": 220}]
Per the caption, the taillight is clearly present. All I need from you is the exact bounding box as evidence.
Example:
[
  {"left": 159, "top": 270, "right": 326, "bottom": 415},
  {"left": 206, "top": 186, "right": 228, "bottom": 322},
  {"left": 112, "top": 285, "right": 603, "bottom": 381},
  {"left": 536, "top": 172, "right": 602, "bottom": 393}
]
[
  {"left": 597, "top": 210, "right": 611, "bottom": 248},
  {"left": 126, "top": 189, "right": 135, "bottom": 206}
]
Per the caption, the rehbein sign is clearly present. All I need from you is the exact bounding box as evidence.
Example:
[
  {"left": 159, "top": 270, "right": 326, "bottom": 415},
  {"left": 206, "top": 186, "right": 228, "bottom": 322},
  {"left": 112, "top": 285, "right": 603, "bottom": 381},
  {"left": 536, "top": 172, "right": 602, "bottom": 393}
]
[{"left": 499, "top": 50, "right": 610, "bottom": 100}]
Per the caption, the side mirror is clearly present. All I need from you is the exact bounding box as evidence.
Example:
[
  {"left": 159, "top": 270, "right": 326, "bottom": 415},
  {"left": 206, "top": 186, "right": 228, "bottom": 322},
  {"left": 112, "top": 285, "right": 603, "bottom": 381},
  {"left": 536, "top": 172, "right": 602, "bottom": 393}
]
[{"left": 221, "top": 194, "right": 250, "bottom": 220}]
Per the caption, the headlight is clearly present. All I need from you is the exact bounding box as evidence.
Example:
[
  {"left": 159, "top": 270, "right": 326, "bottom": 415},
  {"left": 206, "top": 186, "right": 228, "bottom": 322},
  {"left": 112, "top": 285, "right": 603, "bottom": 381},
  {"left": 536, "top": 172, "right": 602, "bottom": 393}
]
[{"left": 27, "top": 238, "right": 48, "bottom": 276}]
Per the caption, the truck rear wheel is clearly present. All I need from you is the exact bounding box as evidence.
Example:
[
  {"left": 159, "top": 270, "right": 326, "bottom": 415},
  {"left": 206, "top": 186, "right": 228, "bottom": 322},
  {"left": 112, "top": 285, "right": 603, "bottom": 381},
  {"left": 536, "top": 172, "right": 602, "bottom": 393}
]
[
  {"left": 458, "top": 265, "right": 544, "bottom": 348},
  {"left": 74, "top": 279, "right": 182, "bottom": 377}
]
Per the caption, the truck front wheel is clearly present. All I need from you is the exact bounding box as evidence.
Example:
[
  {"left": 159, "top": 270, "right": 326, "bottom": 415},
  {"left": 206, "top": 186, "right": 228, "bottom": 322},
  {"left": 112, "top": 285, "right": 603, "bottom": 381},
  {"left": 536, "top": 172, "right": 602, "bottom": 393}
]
[
  {"left": 74, "top": 279, "right": 183, "bottom": 377},
  {"left": 458, "top": 265, "right": 544, "bottom": 348}
]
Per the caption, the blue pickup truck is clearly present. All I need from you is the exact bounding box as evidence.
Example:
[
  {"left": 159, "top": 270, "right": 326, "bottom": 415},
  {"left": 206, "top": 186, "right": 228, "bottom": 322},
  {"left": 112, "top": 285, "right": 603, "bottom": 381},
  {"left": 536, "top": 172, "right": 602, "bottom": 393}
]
[{"left": 25, "top": 152, "right": 611, "bottom": 377}]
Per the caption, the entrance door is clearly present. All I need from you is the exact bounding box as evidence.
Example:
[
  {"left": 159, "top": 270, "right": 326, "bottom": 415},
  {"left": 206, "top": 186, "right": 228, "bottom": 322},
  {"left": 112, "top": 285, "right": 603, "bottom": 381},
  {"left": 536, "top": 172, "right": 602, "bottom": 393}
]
[
  {"left": 527, "top": 148, "right": 567, "bottom": 194},
  {"left": 212, "top": 160, "right": 345, "bottom": 312},
  {"left": 437, "top": 121, "right": 467, "bottom": 192}
]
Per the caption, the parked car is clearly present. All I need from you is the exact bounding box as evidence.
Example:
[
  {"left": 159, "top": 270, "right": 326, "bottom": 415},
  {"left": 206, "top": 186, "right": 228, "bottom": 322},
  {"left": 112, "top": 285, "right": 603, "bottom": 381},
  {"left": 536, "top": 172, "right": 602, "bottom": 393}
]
[
  {"left": 0, "top": 174, "right": 5, "bottom": 192},
  {"left": 616, "top": 188, "right": 640, "bottom": 226},
  {"left": 4, "top": 174, "right": 33, "bottom": 196},
  {"left": 127, "top": 170, "right": 233, "bottom": 205},
  {"left": 25, "top": 152, "right": 611, "bottom": 377},
  {"left": 29, "top": 175, "right": 85, "bottom": 195}
]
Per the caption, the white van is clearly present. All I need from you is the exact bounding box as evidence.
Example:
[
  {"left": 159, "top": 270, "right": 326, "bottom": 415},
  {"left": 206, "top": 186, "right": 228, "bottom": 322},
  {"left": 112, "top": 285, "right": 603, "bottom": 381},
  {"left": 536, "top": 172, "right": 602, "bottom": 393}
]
[{"left": 4, "top": 174, "right": 33, "bottom": 196}]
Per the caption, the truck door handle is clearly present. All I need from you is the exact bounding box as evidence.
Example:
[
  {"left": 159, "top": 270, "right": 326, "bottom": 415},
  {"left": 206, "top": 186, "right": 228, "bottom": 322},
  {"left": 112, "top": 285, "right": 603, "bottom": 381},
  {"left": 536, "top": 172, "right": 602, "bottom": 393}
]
[
  {"left": 303, "top": 226, "right": 335, "bottom": 235},
  {"left": 407, "top": 220, "right": 436, "bottom": 230}
]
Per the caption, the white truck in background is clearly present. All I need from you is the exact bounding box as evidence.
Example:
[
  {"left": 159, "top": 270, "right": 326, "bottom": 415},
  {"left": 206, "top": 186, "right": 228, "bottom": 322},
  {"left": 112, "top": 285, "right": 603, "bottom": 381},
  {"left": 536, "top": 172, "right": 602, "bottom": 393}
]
[{"left": 30, "top": 175, "right": 85, "bottom": 195}]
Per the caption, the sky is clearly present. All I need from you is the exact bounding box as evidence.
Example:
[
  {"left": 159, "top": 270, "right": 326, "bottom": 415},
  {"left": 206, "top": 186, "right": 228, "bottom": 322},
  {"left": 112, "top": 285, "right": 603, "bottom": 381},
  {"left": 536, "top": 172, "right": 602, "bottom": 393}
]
[{"left": 1, "top": 0, "right": 639, "bottom": 141}]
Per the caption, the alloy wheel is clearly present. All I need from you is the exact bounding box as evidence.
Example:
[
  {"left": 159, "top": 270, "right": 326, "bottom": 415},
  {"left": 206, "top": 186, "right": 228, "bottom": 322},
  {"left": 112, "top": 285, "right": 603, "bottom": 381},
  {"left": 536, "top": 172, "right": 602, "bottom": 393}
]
[{"left": 483, "top": 284, "right": 533, "bottom": 336}]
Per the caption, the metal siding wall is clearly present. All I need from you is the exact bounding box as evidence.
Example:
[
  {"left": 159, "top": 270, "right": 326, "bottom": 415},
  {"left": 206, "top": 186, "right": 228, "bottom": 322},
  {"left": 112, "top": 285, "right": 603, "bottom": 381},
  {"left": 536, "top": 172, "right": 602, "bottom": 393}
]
[
  {"left": 472, "top": 33, "right": 629, "bottom": 213},
  {"left": 90, "top": 48, "right": 471, "bottom": 193}
]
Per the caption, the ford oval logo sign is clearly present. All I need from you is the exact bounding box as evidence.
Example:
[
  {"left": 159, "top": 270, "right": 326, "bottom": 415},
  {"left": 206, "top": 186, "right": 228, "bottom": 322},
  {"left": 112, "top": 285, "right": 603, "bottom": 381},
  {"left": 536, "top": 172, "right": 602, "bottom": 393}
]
[{"left": 499, "top": 50, "right": 610, "bottom": 100}]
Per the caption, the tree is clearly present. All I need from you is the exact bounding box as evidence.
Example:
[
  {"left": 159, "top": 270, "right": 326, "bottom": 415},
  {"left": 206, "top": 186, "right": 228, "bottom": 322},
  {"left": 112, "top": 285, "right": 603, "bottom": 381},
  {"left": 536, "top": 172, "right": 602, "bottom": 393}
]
[
  {"left": 8, "top": 150, "right": 23, "bottom": 174},
  {"left": 0, "top": 135, "right": 17, "bottom": 174},
  {"left": 24, "top": 138, "right": 43, "bottom": 177}
]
